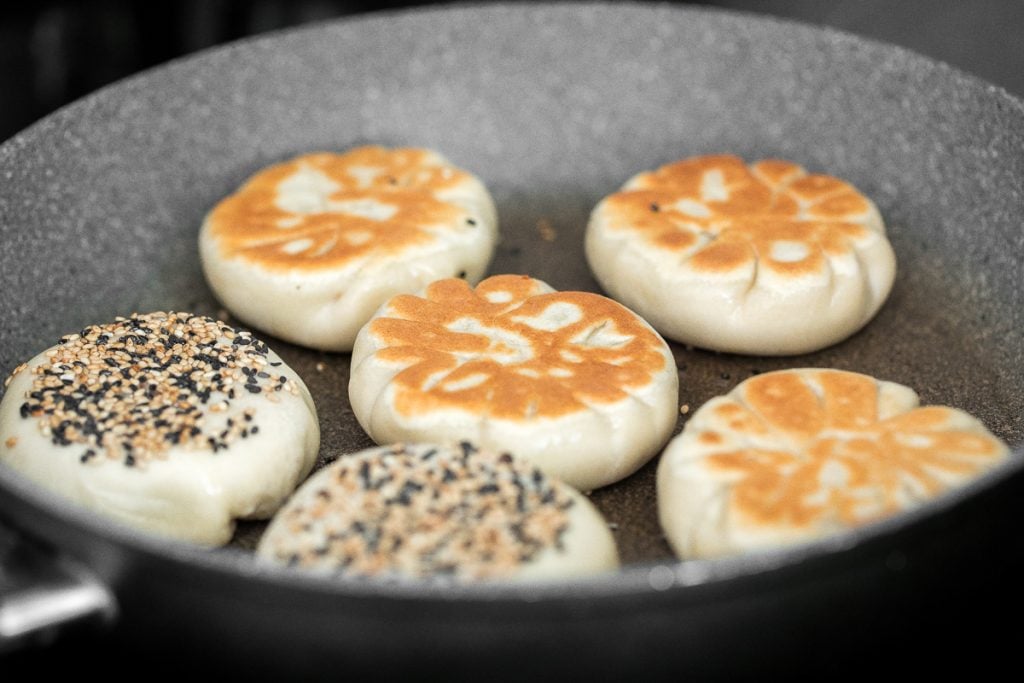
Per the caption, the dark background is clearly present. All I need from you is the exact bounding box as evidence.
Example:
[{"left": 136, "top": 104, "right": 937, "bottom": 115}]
[
  {"left": 2, "top": 0, "right": 1023, "bottom": 679},
  {"left": 2, "top": 0, "right": 1023, "bottom": 144}
]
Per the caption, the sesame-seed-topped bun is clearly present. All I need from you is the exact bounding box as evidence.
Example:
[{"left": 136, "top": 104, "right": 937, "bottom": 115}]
[
  {"left": 199, "top": 146, "right": 498, "bottom": 352},
  {"left": 585, "top": 154, "right": 897, "bottom": 356},
  {"left": 657, "top": 368, "right": 1009, "bottom": 560},
  {"left": 349, "top": 275, "right": 680, "bottom": 492},
  {"left": 257, "top": 441, "right": 619, "bottom": 582},
  {"left": 0, "top": 312, "right": 320, "bottom": 546}
]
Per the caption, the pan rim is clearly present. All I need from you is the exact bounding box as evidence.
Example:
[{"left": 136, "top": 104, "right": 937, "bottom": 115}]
[
  {"left": 3, "top": 0, "right": 1024, "bottom": 153},
  {"left": 1, "top": 443, "right": 1021, "bottom": 605}
]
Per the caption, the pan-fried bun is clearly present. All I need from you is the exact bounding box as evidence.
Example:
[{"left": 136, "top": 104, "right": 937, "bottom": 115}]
[
  {"left": 199, "top": 146, "right": 498, "bottom": 352},
  {"left": 256, "top": 441, "right": 619, "bottom": 582},
  {"left": 657, "top": 368, "right": 1009, "bottom": 560},
  {"left": 586, "top": 154, "right": 896, "bottom": 355},
  {"left": 0, "top": 312, "right": 319, "bottom": 546},
  {"left": 349, "top": 275, "right": 679, "bottom": 492}
]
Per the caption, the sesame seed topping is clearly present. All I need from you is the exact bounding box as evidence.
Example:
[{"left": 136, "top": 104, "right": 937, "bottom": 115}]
[
  {"left": 13, "top": 311, "right": 299, "bottom": 468},
  {"left": 3, "top": 362, "right": 27, "bottom": 388},
  {"left": 266, "top": 443, "right": 576, "bottom": 581}
]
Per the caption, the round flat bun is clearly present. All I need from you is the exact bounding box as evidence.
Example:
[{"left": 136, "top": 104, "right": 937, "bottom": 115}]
[
  {"left": 586, "top": 154, "right": 897, "bottom": 355},
  {"left": 349, "top": 275, "right": 679, "bottom": 492},
  {"left": 199, "top": 146, "right": 498, "bottom": 351},
  {"left": 257, "top": 441, "right": 619, "bottom": 582},
  {"left": 657, "top": 368, "right": 1009, "bottom": 559},
  {"left": 0, "top": 312, "right": 320, "bottom": 546}
]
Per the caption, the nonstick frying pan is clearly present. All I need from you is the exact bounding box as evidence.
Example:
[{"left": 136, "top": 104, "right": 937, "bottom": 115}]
[{"left": 1, "top": 2, "right": 1023, "bottom": 679}]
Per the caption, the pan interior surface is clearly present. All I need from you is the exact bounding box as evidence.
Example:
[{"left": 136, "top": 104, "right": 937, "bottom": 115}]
[{"left": 0, "top": 2, "right": 1022, "bottom": 599}]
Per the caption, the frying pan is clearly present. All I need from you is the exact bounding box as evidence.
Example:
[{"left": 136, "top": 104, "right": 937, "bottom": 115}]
[{"left": 2, "top": 2, "right": 1023, "bottom": 678}]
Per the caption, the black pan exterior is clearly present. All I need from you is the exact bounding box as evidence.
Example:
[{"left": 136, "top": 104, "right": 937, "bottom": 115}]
[{"left": 2, "top": 3, "right": 1023, "bottom": 678}]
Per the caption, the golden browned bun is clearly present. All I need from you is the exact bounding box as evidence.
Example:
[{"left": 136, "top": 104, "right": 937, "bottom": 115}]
[
  {"left": 200, "top": 146, "right": 498, "bottom": 351},
  {"left": 349, "top": 275, "right": 679, "bottom": 491},
  {"left": 658, "top": 368, "right": 1009, "bottom": 559},
  {"left": 586, "top": 155, "right": 896, "bottom": 355}
]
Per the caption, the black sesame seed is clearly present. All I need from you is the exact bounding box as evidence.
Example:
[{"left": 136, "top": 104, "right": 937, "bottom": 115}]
[{"left": 362, "top": 458, "right": 374, "bottom": 491}]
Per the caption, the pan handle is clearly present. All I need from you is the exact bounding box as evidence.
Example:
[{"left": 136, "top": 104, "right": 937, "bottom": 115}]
[{"left": 0, "top": 518, "right": 117, "bottom": 653}]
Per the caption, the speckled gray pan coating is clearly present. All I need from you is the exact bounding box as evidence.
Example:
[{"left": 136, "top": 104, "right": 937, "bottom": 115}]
[{"left": 0, "top": 2, "right": 1022, "bottom": 583}]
